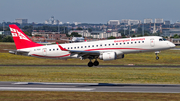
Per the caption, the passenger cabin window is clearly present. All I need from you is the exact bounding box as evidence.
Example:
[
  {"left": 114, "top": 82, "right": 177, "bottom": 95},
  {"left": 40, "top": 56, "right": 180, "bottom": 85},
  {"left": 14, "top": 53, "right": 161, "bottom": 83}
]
[
  {"left": 116, "top": 43, "right": 118, "bottom": 45},
  {"left": 142, "top": 41, "right": 144, "bottom": 43},
  {"left": 131, "top": 42, "right": 133, "bottom": 44},
  {"left": 105, "top": 44, "right": 107, "bottom": 46},
  {"left": 96, "top": 45, "right": 98, "bottom": 47},
  {"left": 49, "top": 49, "right": 51, "bottom": 51},
  {"left": 81, "top": 46, "right": 83, "bottom": 48},
  {"left": 127, "top": 42, "right": 129, "bottom": 44}
]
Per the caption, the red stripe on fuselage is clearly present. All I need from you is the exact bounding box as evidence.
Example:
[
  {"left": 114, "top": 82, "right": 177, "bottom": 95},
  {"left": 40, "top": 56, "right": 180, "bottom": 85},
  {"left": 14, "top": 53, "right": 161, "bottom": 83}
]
[{"left": 32, "top": 54, "right": 70, "bottom": 58}]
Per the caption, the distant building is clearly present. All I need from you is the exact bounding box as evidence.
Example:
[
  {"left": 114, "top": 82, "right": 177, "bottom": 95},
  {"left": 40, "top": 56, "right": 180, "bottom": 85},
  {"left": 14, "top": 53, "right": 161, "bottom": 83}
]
[
  {"left": 73, "top": 22, "right": 81, "bottom": 25},
  {"left": 128, "top": 20, "right": 141, "bottom": 25},
  {"left": 164, "top": 21, "right": 170, "bottom": 25},
  {"left": 91, "top": 31, "right": 106, "bottom": 38},
  {"left": 45, "top": 16, "right": 61, "bottom": 25},
  {"left": 169, "top": 29, "right": 180, "bottom": 37},
  {"left": 121, "top": 19, "right": 130, "bottom": 25},
  {"left": 91, "top": 31, "right": 121, "bottom": 39},
  {"left": 144, "top": 19, "right": 153, "bottom": 23},
  {"left": 162, "top": 28, "right": 180, "bottom": 37},
  {"left": 131, "top": 28, "right": 138, "bottom": 32},
  {"left": 174, "top": 21, "right": 180, "bottom": 25},
  {"left": 15, "top": 19, "right": 28, "bottom": 24},
  {"left": 108, "top": 20, "right": 120, "bottom": 25},
  {"left": 32, "top": 32, "right": 67, "bottom": 43},
  {"left": 155, "top": 18, "right": 163, "bottom": 23},
  {"left": 68, "top": 30, "right": 91, "bottom": 37}
]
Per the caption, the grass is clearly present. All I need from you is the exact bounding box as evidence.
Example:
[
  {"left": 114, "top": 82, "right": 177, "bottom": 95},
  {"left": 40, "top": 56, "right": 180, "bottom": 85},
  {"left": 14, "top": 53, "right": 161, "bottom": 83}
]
[
  {"left": 0, "top": 66, "right": 180, "bottom": 84},
  {"left": 0, "top": 91, "right": 180, "bottom": 101},
  {"left": 0, "top": 49, "right": 180, "bottom": 65}
]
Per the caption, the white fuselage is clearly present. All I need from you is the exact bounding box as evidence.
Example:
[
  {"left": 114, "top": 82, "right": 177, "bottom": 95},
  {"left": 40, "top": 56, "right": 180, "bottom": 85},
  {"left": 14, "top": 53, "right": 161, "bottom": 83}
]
[{"left": 18, "top": 36, "right": 175, "bottom": 60}]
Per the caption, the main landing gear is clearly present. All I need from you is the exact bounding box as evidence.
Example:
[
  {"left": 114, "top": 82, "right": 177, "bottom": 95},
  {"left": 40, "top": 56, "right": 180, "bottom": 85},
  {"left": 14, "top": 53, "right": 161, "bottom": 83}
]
[
  {"left": 155, "top": 51, "right": 160, "bottom": 60},
  {"left": 88, "top": 59, "right": 99, "bottom": 67}
]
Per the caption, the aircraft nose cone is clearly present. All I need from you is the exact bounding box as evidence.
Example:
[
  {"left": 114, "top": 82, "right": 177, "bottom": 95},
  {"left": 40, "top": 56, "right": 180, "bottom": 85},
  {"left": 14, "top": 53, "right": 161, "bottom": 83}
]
[{"left": 169, "top": 42, "right": 176, "bottom": 48}]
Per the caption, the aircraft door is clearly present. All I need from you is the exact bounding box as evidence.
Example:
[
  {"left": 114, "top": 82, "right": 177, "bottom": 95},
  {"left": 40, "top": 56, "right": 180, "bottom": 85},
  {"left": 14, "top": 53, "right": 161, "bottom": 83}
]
[
  {"left": 150, "top": 38, "right": 155, "bottom": 47},
  {"left": 42, "top": 48, "right": 47, "bottom": 56}
]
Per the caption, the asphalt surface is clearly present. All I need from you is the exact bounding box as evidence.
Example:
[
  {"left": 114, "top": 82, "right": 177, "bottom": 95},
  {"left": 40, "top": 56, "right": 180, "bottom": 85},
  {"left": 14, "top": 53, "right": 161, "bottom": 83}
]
[
  {"left": 0, "top": 82, "right": 180, "bottom": 93},
  {"left": 0, "top": 65, "right": 180, "bottom": 67}
]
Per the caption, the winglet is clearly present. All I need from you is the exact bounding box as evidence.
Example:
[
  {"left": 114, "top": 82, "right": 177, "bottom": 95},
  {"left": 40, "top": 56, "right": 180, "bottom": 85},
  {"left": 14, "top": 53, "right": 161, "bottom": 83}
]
[{"left": 56, "top": 42, "right": 68, "bottom": 51}]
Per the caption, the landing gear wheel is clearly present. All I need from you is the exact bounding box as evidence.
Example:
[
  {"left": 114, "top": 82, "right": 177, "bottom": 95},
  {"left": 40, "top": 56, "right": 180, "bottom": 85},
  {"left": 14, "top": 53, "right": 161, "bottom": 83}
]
[
  {"left": 156, "top": 56, "right": 159, "bottom": 60},
  {"left": 88, "top": 61, "right": 94, "bottom": 67},
  {"left": 94, "top": 61, "right": 99, "bottom": 66}
]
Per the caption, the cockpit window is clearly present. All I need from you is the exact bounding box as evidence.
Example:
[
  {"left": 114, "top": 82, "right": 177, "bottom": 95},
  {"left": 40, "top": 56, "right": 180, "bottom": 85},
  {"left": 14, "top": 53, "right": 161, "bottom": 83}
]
[
  {"left": 159, "top": 38, "right": 166, "bottom": 41},
  {"left": 159, "top": 39, "right": 163, "bottom": 41}
]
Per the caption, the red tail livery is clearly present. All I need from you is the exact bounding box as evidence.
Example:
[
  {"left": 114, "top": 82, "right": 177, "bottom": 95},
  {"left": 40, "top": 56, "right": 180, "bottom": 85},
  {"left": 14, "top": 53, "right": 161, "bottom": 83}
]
[{"left": 9, "top": 24, "right": 43, "bottom": 49}]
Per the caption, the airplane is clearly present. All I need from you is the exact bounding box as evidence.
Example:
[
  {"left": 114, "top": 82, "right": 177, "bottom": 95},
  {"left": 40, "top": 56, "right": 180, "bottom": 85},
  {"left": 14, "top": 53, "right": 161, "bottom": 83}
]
[
  {"left": 60, "top": 36, "right": 86, "bottom": 43},
  {"left": 9, "top": 24, "right": 175, "bottom": 67}
]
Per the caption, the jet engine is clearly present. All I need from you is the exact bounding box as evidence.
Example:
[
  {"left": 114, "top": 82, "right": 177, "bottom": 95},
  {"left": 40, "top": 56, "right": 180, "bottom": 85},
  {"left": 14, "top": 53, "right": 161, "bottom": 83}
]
[
  {"left": 99, "top": 52, "right": 116, "bottom": 61},
  {"left": 99, "top": 52, "right": 124, "bottom": 61}
]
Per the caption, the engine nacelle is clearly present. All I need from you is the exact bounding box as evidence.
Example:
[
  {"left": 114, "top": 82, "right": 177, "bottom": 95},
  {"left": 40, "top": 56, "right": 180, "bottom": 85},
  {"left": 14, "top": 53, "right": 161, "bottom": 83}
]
[{"left": 99, "top": 52, "right": 116, "bottom": 61}]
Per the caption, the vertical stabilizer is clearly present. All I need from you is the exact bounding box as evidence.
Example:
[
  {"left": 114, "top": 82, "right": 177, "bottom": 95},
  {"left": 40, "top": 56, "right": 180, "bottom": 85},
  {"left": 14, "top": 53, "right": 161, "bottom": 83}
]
[{"left": 9, "top": 24, "right": 43, "bottom": 49}]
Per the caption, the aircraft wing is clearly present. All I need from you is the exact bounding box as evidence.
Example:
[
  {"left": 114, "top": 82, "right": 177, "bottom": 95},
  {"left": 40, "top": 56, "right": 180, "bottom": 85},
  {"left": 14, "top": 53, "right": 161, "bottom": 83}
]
[{"left": 56, "top": 43, "right": 100, "bottom": 59}]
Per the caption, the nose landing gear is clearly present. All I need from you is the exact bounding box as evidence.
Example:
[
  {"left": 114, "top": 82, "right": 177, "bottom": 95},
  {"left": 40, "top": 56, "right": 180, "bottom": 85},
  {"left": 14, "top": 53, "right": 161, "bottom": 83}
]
[{"left": 155, "top": 51, "right": 160, "bottom": 60}]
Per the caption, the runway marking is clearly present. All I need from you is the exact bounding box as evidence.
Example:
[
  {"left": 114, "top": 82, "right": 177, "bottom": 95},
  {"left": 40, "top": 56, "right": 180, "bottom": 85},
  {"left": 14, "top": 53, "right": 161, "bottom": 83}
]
[
  {"left": 12, "top": 82, "right": 99, "bottom": 85},
  {"left": 0, "top": 87, "right": 95, "bottom": 91}
]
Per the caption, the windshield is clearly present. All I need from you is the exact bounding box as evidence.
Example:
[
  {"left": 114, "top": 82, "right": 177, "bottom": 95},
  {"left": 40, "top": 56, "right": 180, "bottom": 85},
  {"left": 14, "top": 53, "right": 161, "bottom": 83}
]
[{"left": 159, "top": 38, "right": 167, "bottom": 41}]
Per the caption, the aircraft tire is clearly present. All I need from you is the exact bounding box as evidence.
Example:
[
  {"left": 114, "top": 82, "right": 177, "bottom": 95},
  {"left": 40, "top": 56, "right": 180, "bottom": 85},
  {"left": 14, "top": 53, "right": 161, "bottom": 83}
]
[
  {"left": 156, "top": 56, "right": 159, "bottom": 60},
  {"left": 94, "top": 61, "right": 99, "bottom": 66},
  {"left": 88, "top": 62, "right": 94, "bottom": 67}
]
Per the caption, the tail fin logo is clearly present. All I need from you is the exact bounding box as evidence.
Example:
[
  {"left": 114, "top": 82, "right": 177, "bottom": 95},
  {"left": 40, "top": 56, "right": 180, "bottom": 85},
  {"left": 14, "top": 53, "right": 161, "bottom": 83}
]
[{"left": 10, "top": 28, "right": 30, "bottom": 41}]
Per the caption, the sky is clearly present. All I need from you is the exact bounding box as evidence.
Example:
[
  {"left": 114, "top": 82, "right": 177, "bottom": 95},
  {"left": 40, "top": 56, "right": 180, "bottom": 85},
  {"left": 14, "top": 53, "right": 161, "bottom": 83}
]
[{"left": 0, "top": 0, "right": 180, "bottom": 24}]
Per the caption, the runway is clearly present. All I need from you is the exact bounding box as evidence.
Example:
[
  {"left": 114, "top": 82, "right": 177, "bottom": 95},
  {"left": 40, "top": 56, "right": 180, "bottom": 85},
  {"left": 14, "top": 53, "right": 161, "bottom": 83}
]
[
  {"left": 0, "top": 82, "right": 180, "bottom": 93},
  {"left": 0, "top": 65, "right": 180, "bottom": 68}
]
